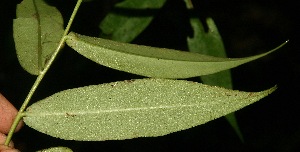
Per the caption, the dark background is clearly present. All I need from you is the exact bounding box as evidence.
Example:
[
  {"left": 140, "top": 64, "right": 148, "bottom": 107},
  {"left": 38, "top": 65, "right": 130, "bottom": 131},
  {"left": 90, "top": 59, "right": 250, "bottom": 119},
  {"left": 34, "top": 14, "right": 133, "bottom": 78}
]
[{"left": 1, "top": 0, "right": 299, "bottom": 151}]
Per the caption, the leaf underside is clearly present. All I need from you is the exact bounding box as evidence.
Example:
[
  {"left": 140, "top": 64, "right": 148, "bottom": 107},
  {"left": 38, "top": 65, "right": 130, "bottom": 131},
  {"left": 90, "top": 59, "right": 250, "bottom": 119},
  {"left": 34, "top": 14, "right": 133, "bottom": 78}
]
[
  {"left": 13, "top": 0, "right": 64, "bottom": 75},
  {"left": 66, "top": 32, "right": 286, "bottom": 79},
  {"left": 24, "top": 78, "right": 276, "bottom": 141},
  {"left": 37, "top": 147, "right": 73, "bottom": 152}
]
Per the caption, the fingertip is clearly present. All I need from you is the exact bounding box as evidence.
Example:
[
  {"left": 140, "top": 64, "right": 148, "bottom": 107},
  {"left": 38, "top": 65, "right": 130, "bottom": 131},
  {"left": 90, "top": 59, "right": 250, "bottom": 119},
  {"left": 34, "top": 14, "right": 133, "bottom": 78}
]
[
  {"left": 0, "top": 144, "right": 20, "bottom": 152},
  {"left": 0, "top": 133, "right": 14, "bottom": 147},
  {"left": 0, "top": 93, "right": 20, "bottom": 134}
]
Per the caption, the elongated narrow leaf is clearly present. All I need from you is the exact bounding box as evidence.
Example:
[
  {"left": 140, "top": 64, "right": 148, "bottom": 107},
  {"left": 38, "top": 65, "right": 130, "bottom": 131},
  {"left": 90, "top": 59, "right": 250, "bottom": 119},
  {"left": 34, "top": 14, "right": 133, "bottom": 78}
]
[
  {"left": 65, "top": 32, "right": 286, "bottom": 78},
  {"left": 99, "top": 0, "right": 166, "bottom": 42},
  {"left": 187, "top": 17, "right": 244, "bottom": 141},
  {"left": 13, "top": 0, "right": 64, "bottom": 75},
  {"left": 24, "top": 78, "right": 276, "bottom": 141},
  {"left": 37, "top": 147, "right": 73, "bottom": 152}
]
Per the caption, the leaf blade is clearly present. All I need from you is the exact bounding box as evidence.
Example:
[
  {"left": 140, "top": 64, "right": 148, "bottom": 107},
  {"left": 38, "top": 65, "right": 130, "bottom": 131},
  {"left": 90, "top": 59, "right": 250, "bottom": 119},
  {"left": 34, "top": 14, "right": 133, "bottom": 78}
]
[
  {"left": 13, "top": 0, "right": 64, "bottom": 75},
  {"left": 24, "top": 78, "right": 276, "bottom": 141},
  {"left": 187, "top": 17, "right": 243, "bottom": 141},
  {"left": 66, "top": 32, "right": 286, "bottom": 78},
  {"left": 99, "top": 0, "right": 166, "bottom": 42}
]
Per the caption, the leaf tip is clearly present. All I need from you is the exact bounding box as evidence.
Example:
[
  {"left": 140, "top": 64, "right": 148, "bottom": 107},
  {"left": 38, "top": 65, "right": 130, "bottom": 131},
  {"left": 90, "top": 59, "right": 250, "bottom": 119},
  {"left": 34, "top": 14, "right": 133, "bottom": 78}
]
[
  {"left": 262, "top": 85, "right": 277, "bottom": 97},
  {"left": 270, "top": 85, "right": 278, "bottom": 93},
  {"left": 285, "top": 39, "right": 289, "bottom": 44}
]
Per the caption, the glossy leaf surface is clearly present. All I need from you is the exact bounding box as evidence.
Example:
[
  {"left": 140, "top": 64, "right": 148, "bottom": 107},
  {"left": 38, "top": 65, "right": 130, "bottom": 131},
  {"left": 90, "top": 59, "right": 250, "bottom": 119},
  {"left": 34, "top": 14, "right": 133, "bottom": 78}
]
[
  {"left": 66, "top": 32, "right": 286, "bottom": 78},
  {"left": 24, "top": 78, "right": 276, "bottom": 141},
  {"left": 13, "top": 0, "right": 64, "bottom": 75},
  {"left": 99, "top": 0, "right": 166, "bottom": 42}
]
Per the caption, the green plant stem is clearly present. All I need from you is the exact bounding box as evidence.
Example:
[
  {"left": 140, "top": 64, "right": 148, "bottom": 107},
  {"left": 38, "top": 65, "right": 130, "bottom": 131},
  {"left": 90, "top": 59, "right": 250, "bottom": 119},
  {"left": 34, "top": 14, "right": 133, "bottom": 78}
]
[{"left": 4, "top": 0, "right": 83, "bottom": 146}]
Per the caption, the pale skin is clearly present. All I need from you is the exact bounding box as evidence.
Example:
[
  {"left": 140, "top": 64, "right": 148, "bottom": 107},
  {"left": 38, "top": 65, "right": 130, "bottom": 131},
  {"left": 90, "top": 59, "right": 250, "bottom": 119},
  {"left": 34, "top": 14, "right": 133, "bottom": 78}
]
[{"left": 0, "top": 93, "right": 23, "bottom": 152}]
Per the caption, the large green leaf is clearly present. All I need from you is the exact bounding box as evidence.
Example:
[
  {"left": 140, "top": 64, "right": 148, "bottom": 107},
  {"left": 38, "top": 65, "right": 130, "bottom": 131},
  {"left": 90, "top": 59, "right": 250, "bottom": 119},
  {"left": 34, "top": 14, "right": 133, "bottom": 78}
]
[
  {"left": 99, "top": 0, "right": 166, "bottom": 42},
  {"left": 187, "top": 17, "right": 244, "bottom": 141},
  {"left": 13, "top": 0, "right": 64, "bottom": 75},
  {"left": 65, "top": 32, "right": 286, "bottom": 78},
  {"left": 24, "top": 78, "right": 276, "bottom": 141}
]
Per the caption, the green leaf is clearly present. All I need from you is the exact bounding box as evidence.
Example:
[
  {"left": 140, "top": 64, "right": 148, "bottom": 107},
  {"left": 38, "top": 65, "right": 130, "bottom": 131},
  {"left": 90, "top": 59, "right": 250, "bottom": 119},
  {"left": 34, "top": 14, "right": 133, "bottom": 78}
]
[
  {"left": 24, "top": 78, "right": 276, "bottom": 141},
  {"left": 187, "top": 18, "right": 243, "bottom": 141},
  {"left": 37, "top": 147, "right": 73, "bottom": 152},
  {"left": 13, "top": 0, "right": 64, "bottom": 75},
  {"left": 188, "top": 18, "right": 232, "bottom": 87},
  {"left": 99, "top": 0, "right": 166, "bottom": 42},
  {"left": 188, "top": 18, "right": 226, "bottom": 57},
  {"left": 65, "top": 32, "right": 287, "bottom": 79}
]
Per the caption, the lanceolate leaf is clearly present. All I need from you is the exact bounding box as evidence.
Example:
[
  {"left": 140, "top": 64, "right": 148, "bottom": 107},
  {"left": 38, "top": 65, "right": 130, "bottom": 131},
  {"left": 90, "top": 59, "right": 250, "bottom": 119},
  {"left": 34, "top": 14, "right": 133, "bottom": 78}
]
[
  {"left": 187, "top": 18, "right": 243, "bottom": 141},
  {"left": 13, "top": 0, "right": 64, "bottom": 75},
  {"left": 24, "top": 78, "right": 276, "bottom": 141},
  {"left": 65, "top": 32, "right": 286, "bottom": 79},
  {"left": 99, "top": 0, "right": 166, "bottom": 42}
]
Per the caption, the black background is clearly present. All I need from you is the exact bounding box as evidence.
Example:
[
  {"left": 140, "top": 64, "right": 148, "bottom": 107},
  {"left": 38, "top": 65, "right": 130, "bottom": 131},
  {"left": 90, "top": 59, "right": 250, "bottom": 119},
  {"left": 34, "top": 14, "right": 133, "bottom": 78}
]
[{"left": 1, "top": 0, "right": 299, "bottom": 151}]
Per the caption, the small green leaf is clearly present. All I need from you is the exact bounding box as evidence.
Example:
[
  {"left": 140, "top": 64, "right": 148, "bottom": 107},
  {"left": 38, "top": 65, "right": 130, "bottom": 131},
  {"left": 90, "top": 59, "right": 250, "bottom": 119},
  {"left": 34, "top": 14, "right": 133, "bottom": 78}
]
[
  {"left": 13, "top": 0, "right": 64, "bottom": 75},
  {"left": 37, "top": 147, "right": 73, "bottom": 152},
  {"left": 65, "top": 32, "right": 286, "bottom": 79},
  {"left": 99, "top": 0, "right": 166, "bottom": 42},
  {"left": 187, "top": 18, "right": 243, "bottom": 141},
  {"left": 24, "top": 78, "right": 276, "bottom": 141}
]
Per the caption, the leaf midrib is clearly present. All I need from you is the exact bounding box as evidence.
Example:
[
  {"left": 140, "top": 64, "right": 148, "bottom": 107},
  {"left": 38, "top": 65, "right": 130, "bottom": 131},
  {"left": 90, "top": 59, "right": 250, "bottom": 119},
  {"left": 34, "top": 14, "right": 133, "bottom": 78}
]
[
  {"left": 33, "top": 0, "right": 42, "bottom": 72},
  {"left": 24, "top": 102, "right": 219, "bottom": 117}
]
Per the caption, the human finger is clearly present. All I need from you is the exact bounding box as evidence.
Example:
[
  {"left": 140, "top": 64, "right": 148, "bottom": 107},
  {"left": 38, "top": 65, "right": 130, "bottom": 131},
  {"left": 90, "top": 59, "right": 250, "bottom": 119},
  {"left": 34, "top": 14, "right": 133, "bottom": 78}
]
[
  {"left": 0, "top": 132, "right": 14, "bottom": 147},
  {"left": 0, "top": 93, "right": 23, "bottom": 134}
]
